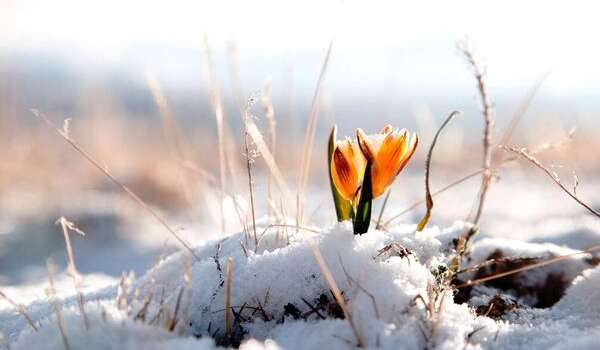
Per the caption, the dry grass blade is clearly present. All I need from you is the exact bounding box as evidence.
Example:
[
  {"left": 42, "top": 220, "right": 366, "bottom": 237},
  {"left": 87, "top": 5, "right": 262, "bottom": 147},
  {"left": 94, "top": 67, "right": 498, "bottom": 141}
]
[
  {"left": 309, "top": 243, "right": 365, "bottom": 347},
  {"left": 203, "top": 34, "right": 228, "bottom": 235},
  {"left": 0, "top": 291, "right": 38, "bottom": 331},
  {"left": 46, "top": 258, "right": 70, "bottom": 350},
  {"left": 56, "top": 217, "right": 89, "bottom": 330},
  {"left": 456, "top": 244, "right": 600, "bottom": 288},
  {"left": 417, "top": 110, "right": 461, "bottom": 232},
  {"left": 503, "top": 146, "right": 600, "bottom": 218},
  {"left": 490, "top": 71, "right": 550, "bottom": 169},
  {"left": 224, "top": 258, "right": 234, "bottom": 339},
  {"left": 297, "top": 40, "right": 334, "bottom": 225},
  {"left": 375, "top": 190, "right": 391, "bottom": 230},
  {"left": 145, "top": 72, "right": 198, "bottom": 216},
  {"left": 145, "top": 72, "right": 188, "bottom": 162},
  {"left": 244, "top": 118, "right": 293, "bottom": 204},
  {"left": 243, "top": 129, "right": 258, "bottom": 250},
  {"left": 31, "top": 109, "right": 199, "bottom": 260},
  {"left": 262, "top": 82, "right": 277, "bottom": 219}
]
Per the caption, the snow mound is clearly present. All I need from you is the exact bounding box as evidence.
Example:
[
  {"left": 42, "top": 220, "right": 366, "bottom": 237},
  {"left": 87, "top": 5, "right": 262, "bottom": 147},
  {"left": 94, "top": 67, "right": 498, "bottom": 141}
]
[{"left": 5, "top": 221, "right": 600, "bottom": 349}]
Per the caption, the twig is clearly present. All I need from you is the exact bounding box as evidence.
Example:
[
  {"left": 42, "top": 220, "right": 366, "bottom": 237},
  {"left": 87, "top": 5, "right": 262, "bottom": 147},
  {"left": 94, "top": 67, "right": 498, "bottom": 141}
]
[
  {"left": 503, "top": 146, "right": 600, "bottom": 218},
  {"left": 457, "top": 40, "right": 494, "bottom": 226},
  {"left": 416, "top": 111, "right": 462, "bottom": 232},
  {"left": 56, "top": 217, "right": 89, "bottom": 330},
  {"left": 456, "top": 244, "right": 600, "bottom": 288},
  {"left": 31, "top": 109, "right": 199, "bottom": 260},
  {"left": 300, "top": 298, "right": 326, "bottom": 320},
  {"left": 309, "top": 243, "right": 364, "bottom": 347}
]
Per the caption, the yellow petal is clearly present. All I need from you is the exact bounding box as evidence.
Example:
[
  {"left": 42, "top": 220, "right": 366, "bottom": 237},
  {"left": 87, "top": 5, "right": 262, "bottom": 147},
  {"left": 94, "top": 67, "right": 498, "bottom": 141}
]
[{"left": 331, "top": 141, "right": 361, "bottom": 201}]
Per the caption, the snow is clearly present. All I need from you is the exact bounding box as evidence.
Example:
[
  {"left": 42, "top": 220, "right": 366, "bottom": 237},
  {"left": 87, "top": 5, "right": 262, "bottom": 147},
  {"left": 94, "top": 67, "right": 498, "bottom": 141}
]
[{"left": 2, "top": 219, "right": 599, "bottom": 349}]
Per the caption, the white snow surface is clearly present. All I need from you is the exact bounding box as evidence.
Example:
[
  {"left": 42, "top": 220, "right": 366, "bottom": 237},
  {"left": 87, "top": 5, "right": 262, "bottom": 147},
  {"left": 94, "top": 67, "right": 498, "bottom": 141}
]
[{"left": 2, "top": 221, "right": 599, "bottom": 349}]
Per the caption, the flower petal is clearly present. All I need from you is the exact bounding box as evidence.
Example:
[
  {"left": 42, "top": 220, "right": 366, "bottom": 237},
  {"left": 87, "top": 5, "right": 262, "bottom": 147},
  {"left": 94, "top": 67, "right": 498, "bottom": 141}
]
[
  {"left": 369, "top": 130, "right": 408, "bottom": 197},
  {"left": 331, "top": 142, "right": 360, "bottom": 201},
  {"left": 380, "top": 124, "right": 393, "bottom": 134},
  {"left": 356, "top": 128, "right": 376, "bottom": 162}
]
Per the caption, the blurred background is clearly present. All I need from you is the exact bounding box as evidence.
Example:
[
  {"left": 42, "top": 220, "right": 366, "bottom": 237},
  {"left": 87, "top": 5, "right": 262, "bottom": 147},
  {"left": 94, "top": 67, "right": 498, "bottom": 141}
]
[{"left": 1, "top": 0, "right": 600, "bottom": 291}]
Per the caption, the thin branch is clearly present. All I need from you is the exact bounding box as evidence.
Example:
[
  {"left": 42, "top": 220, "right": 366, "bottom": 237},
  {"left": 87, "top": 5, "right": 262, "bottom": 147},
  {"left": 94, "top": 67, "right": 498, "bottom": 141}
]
[
  {"left": 457, "top": 40, "right": 494, "bottom": 225},
  {"left": 32, "top": 109, "right": 199, "bottom": 260},
  {"left": 456, "top": 244, "right": 600, "bottom": 288},
  {"left": 503, "top": 146, "right": 600, "bottom": 218}
]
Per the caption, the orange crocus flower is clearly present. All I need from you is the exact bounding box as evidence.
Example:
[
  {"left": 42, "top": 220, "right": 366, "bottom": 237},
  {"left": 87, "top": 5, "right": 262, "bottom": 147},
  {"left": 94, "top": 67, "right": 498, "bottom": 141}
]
[
  {"left": 330, "top": 135, "right": 366, "bottom": 202},
  {"left": 356, "top": 125, "right": 418, "bottom": 198}
]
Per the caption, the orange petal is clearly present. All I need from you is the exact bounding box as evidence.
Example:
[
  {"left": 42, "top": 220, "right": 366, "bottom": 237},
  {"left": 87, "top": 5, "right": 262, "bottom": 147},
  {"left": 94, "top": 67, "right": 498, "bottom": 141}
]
[
  {"left": 356, "top": 128, "right": 376, "bottom": 162},
  {"left": 380, "top": 124, "right": 393, "bottom": 134},
  {"left": 369, "top": 130, "right": 406, "bottom": 197},
  {"left": 396, "top": 132, "right": 418, "bottom": 175}
]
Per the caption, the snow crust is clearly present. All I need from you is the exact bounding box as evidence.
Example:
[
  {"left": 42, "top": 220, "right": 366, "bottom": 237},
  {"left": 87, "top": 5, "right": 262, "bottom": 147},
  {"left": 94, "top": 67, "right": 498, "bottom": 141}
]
[{"left": 2, "top": 221, "right": 599, "bottom": 349}]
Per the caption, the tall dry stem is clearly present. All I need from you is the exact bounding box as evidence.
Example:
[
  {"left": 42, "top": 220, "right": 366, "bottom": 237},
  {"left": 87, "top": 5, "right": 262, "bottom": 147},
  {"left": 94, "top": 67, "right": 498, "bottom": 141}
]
[
  {"left": 297, "top": 41, "right": 334, "bottom": 226},
  {"left": 57, "top": 217, "right": 89, "bottom": 330},
  {"left": 309, "top": 243, "right": 364, "bottom": 347},
  {"left": 46, "top": 258, "right": 70, "bottom": 350},
  {"left": 32, "top": 109, "right": 198, "bottom": 260},
  {"left": 203, "top": 34, "right": 228, "bottom": 235}
]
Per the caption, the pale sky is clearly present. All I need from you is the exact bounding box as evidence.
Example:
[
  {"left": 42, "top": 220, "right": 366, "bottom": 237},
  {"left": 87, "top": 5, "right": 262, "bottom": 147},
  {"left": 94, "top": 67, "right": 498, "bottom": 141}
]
[{"left": 2, "top": 0, "right": 599, "bottom": 95}]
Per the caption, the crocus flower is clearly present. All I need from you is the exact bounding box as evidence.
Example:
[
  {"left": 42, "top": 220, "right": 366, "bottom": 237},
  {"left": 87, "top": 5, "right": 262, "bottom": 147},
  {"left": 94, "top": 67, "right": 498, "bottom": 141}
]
[
  {"left": 356, "top": 125, "right": 418, "bottom": 198},
  {"left": 330, "top": 135, "right": 366, "bottom": 202}
]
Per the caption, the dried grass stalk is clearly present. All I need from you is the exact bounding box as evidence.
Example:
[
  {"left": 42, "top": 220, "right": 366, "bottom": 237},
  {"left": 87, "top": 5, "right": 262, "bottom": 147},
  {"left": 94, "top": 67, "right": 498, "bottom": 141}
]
[
  {"left": 456, "top": 244, "right": 600, "bottom": 288},
  {"left": 297, "top": 41, "right": 334, "bottom": 225},
  {"left": 46, "top": 258, "right": 70, "bottom": 350},
  {"left": 416, "top": 111, "right": 461, "bottom": 232},
  {"left": 32, "top": 109, "right": 198, "bottom": 260},
  {"left": 503, "top": 146, "right": 600, "bottom": 218},
  {"left": 56, "top": 217, "right": 89, "bottom": 330},
  {"left": 309, "top": 243, "right": 364, "bottom": 347}
]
